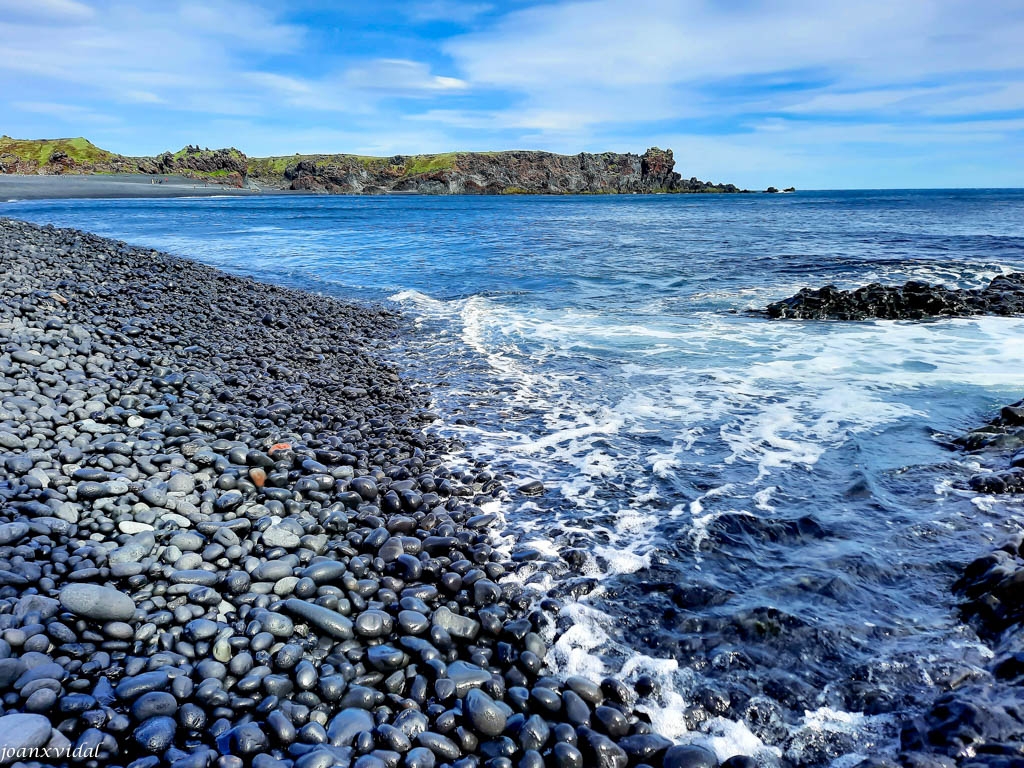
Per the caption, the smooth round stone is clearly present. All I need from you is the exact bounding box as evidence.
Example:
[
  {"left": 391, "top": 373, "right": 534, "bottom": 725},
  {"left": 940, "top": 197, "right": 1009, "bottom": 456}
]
[
  {"left": 103, "top": 621, "right": 134, "bottom": 640},
  {"left": 132, "top": 691, "right": 178, "bottom": 720},
  {"left": 60, "top": 584, "right": 136, "bottom": 622},
  {"left": 326, "top": 708, "right": 374, "bottom": 747},
  {"left": 119, "top": 521, "right": 154, "bottom": 535},
  {"left": 552, "top": 742, "right": 583, "bottom": 768},
  {"left": 185, "top": 618, "right": 219, "bottom": 641},
  {"left": 404, "top": 747, "right": 437, "bottom": 768},
  {"left": 464, "top": 688, "right": 507, "bottom": 737},
  {"left": 416, "top": 731, "right": 460, "bottom": 760},
  {"left": 518, "top": 715, "right": 550, "bottom": 752},
  {"left": 282, "top": 599, "right": 353, "bottom": 640},
  {"left": 354, "top": 610, "right": 393, "bottom": 638},
  {"left": 663, "top": 744, "right": 719, "bottom": 768},
  {"left": 253, "top": 561, "right": 293, "bottom": 581},
  {"left": 366, "top": 645, "right": 405, "bottom": 671},
  {"left": 274, "top": 576, "right": 300, "bottom": 596},
  {"left": 230, "top": 723, "right": 269, "bottom": 755},
  {"left": 115, "top": 670, "right": 171, "bottom": 699},
  {"left": 0, "top": 523, "right": 30, "bottom": 546},
  {"left": 350, "top": 477, "right": 378, "bottom": 501},
  {"left": 214, "top": 491, "right": 243, "bottom": 511},
  {"left": 0, "top": 713, "right": 52, "bottom": 753},
  {"left": 565, "top": 676, "right": 604, "bottom": 706},
  {"left": 398, "top": 610, "right": 429, "bottom": 635},
  {"left": 109, "top": 532, "right": 156, "bottom": 564},
  {"left": 577, "top": 727, "right": 628, "bottom": 768},
  {"left": 447, "top": 661, "right": 491, "bottom": 696},
  {"left": 24, "top": 687, "right": 58, "bottom": 713},
  {"left": 561, "top": 692, "right": 593, "bottom": 729},
  {"left": 213, "top": 639, "right": 233, "bottom": 663},
  {"left": 167, "top": 473, "right": 195, "bottom": 493},
  {"left": 619, "top": 733, "right": 674, "bottom": 762},
  {"left": 179, "top": 702, "right": 207, "bottom": 731},
  {"left": 302, "top": 561, "right": 347, "bottom": 584},
  {"left": 263, "top": 525, "right": 300, "bottom": 549},
  {"left": 133, "top": 715, "right": 177, "bottom": 752}
]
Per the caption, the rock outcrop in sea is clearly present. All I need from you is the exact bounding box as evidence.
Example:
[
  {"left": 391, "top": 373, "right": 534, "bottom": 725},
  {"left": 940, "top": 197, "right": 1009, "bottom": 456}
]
[
  {"left": 257, "top": 147, "right": 741, "bottom": 195},
  {"left": 765, "top": 274, "right": 1024, "bottom": 320},
  {"left": 0, "top": 136, "right": 746, "bottom": 195},
  {"left": 0, "top": 218, "right": 744, "bottom": 767}
]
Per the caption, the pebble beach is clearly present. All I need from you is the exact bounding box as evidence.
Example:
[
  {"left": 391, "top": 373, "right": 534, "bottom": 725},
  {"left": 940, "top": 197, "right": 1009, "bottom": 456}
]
[{"left": 0, "top": 218, "right": 723, "bottom": 768}]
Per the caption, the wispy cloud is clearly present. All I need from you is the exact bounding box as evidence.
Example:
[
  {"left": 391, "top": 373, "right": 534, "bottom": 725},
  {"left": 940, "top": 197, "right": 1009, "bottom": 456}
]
[
  {"left": 1, "top": 0, "right": 1022, "bottom": 187},
  {"left": 345, "top": 59, "right": 469, "bottom": 94},
  {"left": 0, "top": 0, "right": 94, "bottom": 24},
  {"left": 406, "top": 1, "right": 493, "bottom": 24}
]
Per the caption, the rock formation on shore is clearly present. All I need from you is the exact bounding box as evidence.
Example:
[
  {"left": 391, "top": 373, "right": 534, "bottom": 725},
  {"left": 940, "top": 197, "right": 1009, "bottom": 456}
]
[
  {"left": 0, "top": 136, "right": 746, "bottom": 195},
  {"left": 765, "top": 273, "right": 1024, "bottom": 320}
]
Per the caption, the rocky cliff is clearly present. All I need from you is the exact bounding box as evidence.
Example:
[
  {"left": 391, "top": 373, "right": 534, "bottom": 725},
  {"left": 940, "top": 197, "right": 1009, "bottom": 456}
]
[
  {"left": 1, "top": 136, "right": 745, "bottom": 194},
  {"left": 250, "top": 146, "right": 743, "bottom": 194},
  {"left": 0, "top": 137, "right": 248, "bottom": 186}
]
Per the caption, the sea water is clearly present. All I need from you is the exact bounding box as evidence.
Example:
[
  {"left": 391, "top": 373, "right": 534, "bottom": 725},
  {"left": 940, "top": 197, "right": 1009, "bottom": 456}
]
[{"left": 6, "top": 189, "right": 1024, "bottom": 764}]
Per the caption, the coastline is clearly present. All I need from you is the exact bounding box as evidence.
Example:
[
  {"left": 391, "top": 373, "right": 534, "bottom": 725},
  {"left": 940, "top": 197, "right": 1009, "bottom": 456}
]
[
  {"left": 0, "top": 175, "right": 288, "bottom": 201},
  {"left": 0, "top": 218, "right": 720, "bottom": 767},
  {"left": 0, "top": 174, "right": 749, "bottom": 202}
]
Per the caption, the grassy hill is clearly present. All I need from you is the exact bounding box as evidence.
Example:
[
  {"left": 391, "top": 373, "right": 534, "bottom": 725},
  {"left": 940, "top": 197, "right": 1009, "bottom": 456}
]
[{"left": 0, "top": 136, "right": 119, "bottom": 166}]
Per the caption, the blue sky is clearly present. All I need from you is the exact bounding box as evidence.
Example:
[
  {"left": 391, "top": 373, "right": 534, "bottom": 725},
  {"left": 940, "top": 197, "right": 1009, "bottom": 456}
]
[{"left": 1, "top": 0, "right": 1023, "bottom": 189}]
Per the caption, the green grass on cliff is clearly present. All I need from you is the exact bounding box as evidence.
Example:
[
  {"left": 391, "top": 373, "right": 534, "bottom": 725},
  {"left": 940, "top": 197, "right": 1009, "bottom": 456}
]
[
  {"left": 0, "top": 136, "right": 118, "bottom": 166},
  {"left": 172, "top": 146, "right": 245, "bottom": 162},
  {"left": 246, "top": 152, "right": 463, "bottom": 178},
  {"left": 245, "top": 151, "right": 468, "bottom": 179}
]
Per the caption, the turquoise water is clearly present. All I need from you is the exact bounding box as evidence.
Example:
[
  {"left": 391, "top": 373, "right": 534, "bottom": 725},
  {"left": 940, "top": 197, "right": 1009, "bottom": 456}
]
[{"left": 5, "top": 190, "right": 1024, "bottom": 764}]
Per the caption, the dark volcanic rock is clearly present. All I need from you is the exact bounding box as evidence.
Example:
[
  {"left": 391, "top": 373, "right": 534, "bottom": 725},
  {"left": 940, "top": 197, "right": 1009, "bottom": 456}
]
[
  {"left": 765, "top": 273, "right": 1024, "bottom": 320},
  {"left": 253, "top": 146, "right": 744, "bottom": 195}
]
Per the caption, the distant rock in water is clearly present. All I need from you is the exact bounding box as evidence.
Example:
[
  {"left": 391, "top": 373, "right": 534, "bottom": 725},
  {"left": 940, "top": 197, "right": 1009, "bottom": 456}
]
[
  {"left": 257, "top": 146, "right": 746, "bottom": 195},
  {"left": 765, "top": 273, "right": 1024, "bottom": 320}
]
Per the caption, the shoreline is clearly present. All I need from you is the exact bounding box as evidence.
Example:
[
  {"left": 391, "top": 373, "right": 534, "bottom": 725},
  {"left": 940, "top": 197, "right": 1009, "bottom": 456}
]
[
  {"left": 0, "top": 175, "right": 290, "bottom": 201},
  {"left": 0, "top": 175, "right": 752, "bottom": 202},
  {"left": 0, "top": 218, "right": 727, "bottom": 767}
]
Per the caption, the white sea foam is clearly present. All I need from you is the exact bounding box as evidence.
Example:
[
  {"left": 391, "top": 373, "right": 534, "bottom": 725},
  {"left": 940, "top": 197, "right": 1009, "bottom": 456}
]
[{"left": 389, "top": 288, "right": 1024, "bottom": 762}]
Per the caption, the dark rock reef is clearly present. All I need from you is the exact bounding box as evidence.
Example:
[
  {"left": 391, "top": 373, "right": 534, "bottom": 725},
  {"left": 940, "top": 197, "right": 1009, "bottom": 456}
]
[
  {"left": 0, "top": 218, "right": 741, "bottom": 767},
  {"left": 890, "top": 398, "right": 1024, "bottom": 766},
  {"left": 955, "top": 399, "right": 1024, "bottom": 495},
  {"left": 765, "top": 274, "right": 1024, "bottom": 320},
  {"left": 252, "top": 147, "right": 744, "bottom": 195}
]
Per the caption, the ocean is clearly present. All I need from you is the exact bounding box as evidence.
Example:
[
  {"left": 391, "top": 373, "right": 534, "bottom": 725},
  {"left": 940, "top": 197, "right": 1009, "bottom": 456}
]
[{"left": 5, "top": 189, "right": 1024, "bottom": 764}]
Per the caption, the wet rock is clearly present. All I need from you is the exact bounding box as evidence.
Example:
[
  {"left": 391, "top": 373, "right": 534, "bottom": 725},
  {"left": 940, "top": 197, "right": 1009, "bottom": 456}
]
[
  {"left": 766, "top": 273, "right": 1024, "bottom": 320},
  {"left": 133, "top": 716, "right": 177, "bottom": 752},
  {"left": 464, "top": 688, "right": 507, "bottom": 737},
  {"left": 282, "top": 598, "right": 354, "bottom": 639},
  {"left": 663, "top": 744, "right": 719, "bottom": 768},
  {"left": 327, "top": 709, "right": 375, "bottom": 747}
]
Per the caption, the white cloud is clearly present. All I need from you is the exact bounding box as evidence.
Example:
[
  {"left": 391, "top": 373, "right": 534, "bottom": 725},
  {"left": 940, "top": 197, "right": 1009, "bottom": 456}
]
[
  {"left": 443, "top": 0, "right": 1024, "bottom": 130},
  {"left": 345, "top": 59, "right": 469, "bottom": 93}
]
